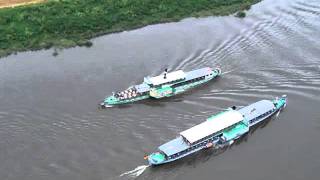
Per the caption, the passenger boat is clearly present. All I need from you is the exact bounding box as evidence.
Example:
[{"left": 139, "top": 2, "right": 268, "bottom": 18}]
[
  {"left": 145, "top": 95, "right": 287, "bottom": 165},
  {"left": 100, "top": 67, "right": 221, "bottom": 107}
]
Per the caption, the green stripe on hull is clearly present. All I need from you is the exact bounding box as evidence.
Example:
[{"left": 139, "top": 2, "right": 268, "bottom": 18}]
[
  {"left": 170, "top": 77, "right": 214, "bottom": 96},
  {"left": 104, "top": 95, "right": 150, "bottom": 105}
]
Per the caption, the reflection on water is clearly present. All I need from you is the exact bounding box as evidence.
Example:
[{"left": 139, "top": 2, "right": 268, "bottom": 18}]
[{"left": 0, "top": 0, "right": 320, "bottom": 180}]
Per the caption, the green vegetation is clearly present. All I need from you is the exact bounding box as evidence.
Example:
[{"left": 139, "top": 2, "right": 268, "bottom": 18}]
[
  {"left": 235, "top": 11, "right": 246, "bottom": 18},
  {"left": 0, "top": 0, "right": 261, "bottom": 57}
]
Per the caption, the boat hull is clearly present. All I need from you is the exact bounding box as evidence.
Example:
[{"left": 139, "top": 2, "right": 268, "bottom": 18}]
[
  {"left": 147, "top": 96, "right": 287, "bottom": 166},
  {"left": 102, "top": 68, "right": 221, "bottom": 106},
  {"left": 248, "top": 97, "right": 286, "bottom": 127},
  {"left": 101, "top": 94, "right": 150, "bottom": 107}
]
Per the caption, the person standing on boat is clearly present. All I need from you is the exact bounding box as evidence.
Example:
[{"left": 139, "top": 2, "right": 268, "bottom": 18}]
[{"left": 164, "top": 68, "right": 168, "bottom": 79}]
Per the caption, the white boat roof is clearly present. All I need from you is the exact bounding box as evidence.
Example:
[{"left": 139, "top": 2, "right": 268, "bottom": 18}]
[
  {"left": 180, "top": 110, "right": 244, "bottom": 144},
  {"left": 185, "top": 67, "right": 212, "bottom": 81},
  {"left": 146, "top": 70, "right": 186, "bottom": 86}
]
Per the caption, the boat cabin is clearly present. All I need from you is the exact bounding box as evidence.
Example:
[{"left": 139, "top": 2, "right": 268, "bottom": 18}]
[
  {"left": 144, "top": 70, "right": 186, "bottom": 87},
  {"left": 238, "top": 100, "right": 276, "bottom": 126},
  {"left": 171, "top": 67, "right": 213, "bottom": 88},
  {"left": 184, "top": 67, "right": 213, "bottom": 81},
  {"left": 158, "top": 136, "right": 190, "bottom": 157},
  {"left": 180, "top": 110, "right": 244, "bottom": 144},
  {"left": 156, "top": 110, "right": 246, "bottom": 160}
]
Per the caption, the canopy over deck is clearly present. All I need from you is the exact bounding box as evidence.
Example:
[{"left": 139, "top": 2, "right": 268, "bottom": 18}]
[
  {"left": 180, "top": 110, "right": 244, "bottom": 144},
  {"left": 145, "top": 70, "right": 186, "bottom": 86}
]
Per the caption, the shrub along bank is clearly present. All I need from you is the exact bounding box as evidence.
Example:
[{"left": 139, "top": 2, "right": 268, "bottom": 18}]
[{"left": 0, "top": 0, "right": 261, "bottom": 57}]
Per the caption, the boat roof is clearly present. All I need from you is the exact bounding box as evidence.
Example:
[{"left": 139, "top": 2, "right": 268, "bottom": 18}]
[
  {"left": 185, "top": 67, "right": 212, "bottom": 81},
  {"left": 158, "top": 136, "right": 189, "bottom": 156},
  {"left": 145, "top": 70, "right": 186, "bottom": 86},
  {"left": 238, "top": 100, "right": 275, "bottom": 121},
  {"left": 180, "top": 110, "right": 244, "bottom": 144},
  {"left": 134, "top": 83, "right": 150, "bottom": 93}
]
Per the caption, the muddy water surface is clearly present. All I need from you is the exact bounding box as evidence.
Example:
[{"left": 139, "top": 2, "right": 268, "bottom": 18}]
[{"left": 0, "top": 0, "right": 319, "bottom": 179}]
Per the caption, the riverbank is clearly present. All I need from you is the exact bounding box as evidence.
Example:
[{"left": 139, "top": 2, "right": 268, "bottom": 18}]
[{"left": 0, "top": 0, "right": 261, "bottom": 58}]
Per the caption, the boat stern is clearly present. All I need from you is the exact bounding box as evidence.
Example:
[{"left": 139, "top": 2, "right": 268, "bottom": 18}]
[{"left": 146, "top": 152, "right": 166, "bottom": 166}]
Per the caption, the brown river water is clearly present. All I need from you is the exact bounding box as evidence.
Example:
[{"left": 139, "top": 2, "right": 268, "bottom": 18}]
[{"left": 0, "top": 0, "right": 319, "bottom": 179}]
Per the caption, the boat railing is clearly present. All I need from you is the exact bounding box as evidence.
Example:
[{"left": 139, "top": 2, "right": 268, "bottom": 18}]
[
  {"left": 166, "top": 120, "right": 249, "bottom": 160},
  {"left": 171, "top": 75, "right": 206, "bottom": 88},
  {"left": 167, "top": 136, "right": 220, "bottom": 160},
  {"left": 248, "top": 109, "right": 274, "bottom": 125}
]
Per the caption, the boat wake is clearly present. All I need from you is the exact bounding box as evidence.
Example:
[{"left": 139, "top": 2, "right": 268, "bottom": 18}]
[
  {"left": 275, "top": 110, "right": 281, "bottom": 118},
  {"left": 104, "top": 105, "right": 114, "bottom": 108},
  {"left": 221, "top": 67, "right": 240, "bottom": 75},
  {"left": 119, "top": 165, "right": 149, "bottom": 178}
]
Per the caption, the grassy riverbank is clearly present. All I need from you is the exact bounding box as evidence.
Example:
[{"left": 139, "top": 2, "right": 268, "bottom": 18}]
[{"left": 0, "top": 0, "right": 261, "bottom": 57}]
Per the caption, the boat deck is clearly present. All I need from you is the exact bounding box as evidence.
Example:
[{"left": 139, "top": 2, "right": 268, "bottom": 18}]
[{"left": 223, "top": 122, "right": 249, "bottom": 141}]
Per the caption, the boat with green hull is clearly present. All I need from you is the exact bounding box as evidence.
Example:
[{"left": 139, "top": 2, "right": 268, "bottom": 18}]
[
  {"left": 146, "top": 95, "right": 287, "bottom": 165},
  {"left": 101, "top": 67, "right": 221, "bottom": 107}
]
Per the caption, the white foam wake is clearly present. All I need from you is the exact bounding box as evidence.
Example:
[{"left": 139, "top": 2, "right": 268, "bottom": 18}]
[
  {"left": 120, "top": 165, "right": 149, "bottom": 178},
  {"left": 221, "top": 67, "right": 239, "bottom": 75},
  {"left": 276, "top": 110, "right": 281, "bottom": 118}
]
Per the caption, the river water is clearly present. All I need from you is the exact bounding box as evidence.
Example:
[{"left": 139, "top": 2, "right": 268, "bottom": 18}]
[{"left": 0, "top": 0, "right": 319, "bottom": 179}]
